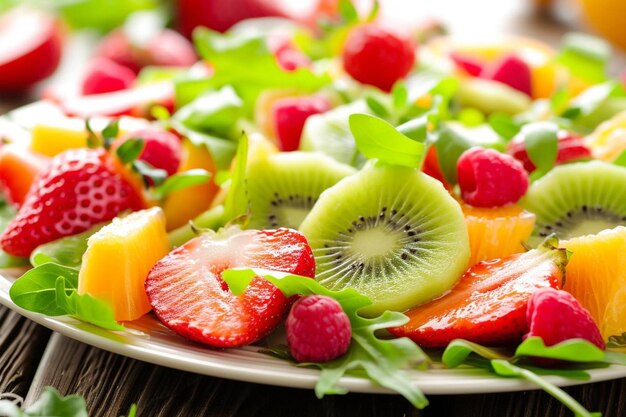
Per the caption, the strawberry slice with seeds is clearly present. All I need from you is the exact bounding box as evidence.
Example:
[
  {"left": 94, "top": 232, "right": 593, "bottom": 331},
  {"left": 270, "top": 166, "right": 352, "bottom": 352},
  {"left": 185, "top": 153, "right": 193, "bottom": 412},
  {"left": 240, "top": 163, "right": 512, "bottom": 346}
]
[
  {"left": 0, "top": 148, "right": 146, "bottom": 257},
  {"left": 390, "top": 238, "right": 567, "bottom": 348},
  {"left": 145, "top": 227, "right": 315, "bottom": 348}
]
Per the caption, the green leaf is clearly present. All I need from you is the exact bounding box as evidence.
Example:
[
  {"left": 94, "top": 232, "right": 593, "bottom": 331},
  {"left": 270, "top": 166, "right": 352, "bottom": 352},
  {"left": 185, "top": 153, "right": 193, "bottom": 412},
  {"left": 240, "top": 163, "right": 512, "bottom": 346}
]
[
  {"left": 519, "top": 121, "right": 559, "bottom": 174},
  {"left": 101, "top": 119, "right": 120, "bottom": 147},
  {"left": 23, "top": 387, "right": 88, "bottom": 417},
  {"left": 490, "top": 360, "right": 600, "bottom": 417},
  {"left": 458, "top": 108, "right": 485, "bottom": 127},
  {"left": 30, "top": 223, "right": 107, "bottom": 268},
  {"left": 515, "top": 337, "right": 606, "bottom": 363},
  {"left": 58, "top": 0, "right": 159, "bottom": 31},
  {"left": 116, "top": 138, "right": 145, "bottom": 164},
  {"left": 442, "top": 339, "right": 510, "bottom": 368},
  {"left": 349, "top": 114, "right": 426, "bottom": 168},
  {"left": 223, "top": 268, "right": 429, "bottom": 409},
  {"left": 173, "top": 126, "right": 237, "bottom": 171},
  {"left": 223, "top": 133, "right": 249, "bottom": 224},
  {"left": 432, "top": 123, "right": 472, "bottom": 184},
  {"left": 365, "top": 96, "right": 390, "bottom": 119},
  {"left": 613, "top": 150, "right": 626, "bottom": 168},
  {"left": 392, "top": 82, "right": 409, "bottom": 110},
  {"left": 557, "top": 32, "right": 610, "bottom": 84},
  {"left": 132, "top": 160, "right": 168, "bottom": 187},
  {"left": 488, "top": 113, "right": 520, "bottom": 141},
  {"left": 0, "top": 203, "right": 28, "bottom": 268},
  {"left": 563, "top": 81, "right": 626, "bottom": 119},
  {"left": 154, "top": 169, "right": 212, "bottom": 199},
  {"left": 606, "top": 332, "right": 626, "bottom": 348},
  {"left": 85, "top": 119, "right": 100, "bottom": 149},
  {"left": 10, "top": 263, "right": 122, "bottom": 331},
  {"left": 338, "top": 0, "right": 359, "bottom": 23}
]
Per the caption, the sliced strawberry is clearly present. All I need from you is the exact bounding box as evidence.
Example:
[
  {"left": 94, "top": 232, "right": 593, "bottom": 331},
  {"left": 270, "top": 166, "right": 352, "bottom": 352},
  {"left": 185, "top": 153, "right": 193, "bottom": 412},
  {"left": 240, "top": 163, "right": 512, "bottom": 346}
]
[
  {"left": 0, "top": 145, "right": 50, "bottom": 207},
  {"left": 0, "top": 148, "right": 146, "bottom": 257},
  {"left": 507, "top": 130, "right": 592, "bottom": 173},
  {"left": 450, "top": 52, "right": 484, "bottom": 77},
  {"left": 390, "top": 239, "right": 567, "bottom": 348},
  {"left": 145, "top": 227, "right": 315, "bottom": 348},
  {"left": 82, "top": 57, "right": 136, "bottom": 95},
  {"left": 481, "top": 54, "right": 532, "bottom": 97}
]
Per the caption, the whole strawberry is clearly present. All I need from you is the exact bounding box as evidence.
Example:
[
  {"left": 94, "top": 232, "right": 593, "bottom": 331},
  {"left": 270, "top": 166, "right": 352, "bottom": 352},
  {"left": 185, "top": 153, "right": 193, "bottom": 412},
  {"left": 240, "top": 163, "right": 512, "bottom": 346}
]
[
  {"left": 0, "top": 148, "right": 145, "bottom": 257},
  {"left": 286, "top": 295, "right": 352, "bottom": 362}
]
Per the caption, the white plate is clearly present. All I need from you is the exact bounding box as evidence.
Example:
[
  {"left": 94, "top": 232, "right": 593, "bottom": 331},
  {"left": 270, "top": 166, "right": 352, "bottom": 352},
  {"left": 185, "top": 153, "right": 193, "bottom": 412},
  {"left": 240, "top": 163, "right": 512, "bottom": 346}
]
[{"left": 2, "top": 274, "right": 626, "bottom": 396}]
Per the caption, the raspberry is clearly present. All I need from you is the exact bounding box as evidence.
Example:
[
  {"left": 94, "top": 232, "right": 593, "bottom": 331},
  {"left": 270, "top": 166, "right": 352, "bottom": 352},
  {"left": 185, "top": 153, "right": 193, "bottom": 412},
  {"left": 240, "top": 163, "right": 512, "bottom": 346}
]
[
  {"left": 286, "top": 295, "right": 352, "bottom": 362},
  {"left": 450, "top": 52, "right": 484, "bottom": 77},
  {"left": 272, "top": 96, "right": 331, "bottom": 151},
  {"left": 526, "top": 288, "right": 604, "bottom": 367},
  {"left": 115, "top": 129, "right": 182, "bottom": 177},
  {"left": 342, "top": 24, "right": 416, "bottom": 92},
  {"left": 507, "top": 130, "right": 592, "bottom": 173},
  {"left": 457, "top": 147, "right": 529, "bottom": 207},
  {"left": 82, "top": 58, "right": 136, "bottom": 95},
  {"left": 481, "top": 54, "right": 532, "bottom": 97}
]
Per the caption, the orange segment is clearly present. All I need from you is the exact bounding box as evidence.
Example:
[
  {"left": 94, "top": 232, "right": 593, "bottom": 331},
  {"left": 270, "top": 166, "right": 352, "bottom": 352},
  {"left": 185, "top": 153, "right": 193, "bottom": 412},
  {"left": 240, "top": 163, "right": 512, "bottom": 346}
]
[
  {"left": 463, "top": 204, "right": 535, "bottom": 266},
  {"left": 78, "top": 207, "right": 170, "bottom": 322},
  {"left": 162, "top": 138, "right": 219, "bottom": 230},
  {"left": 562, "top": 226, "right": 626, "bottom": 340},
  {"left": 585, "top": 110, "right": 626, "bottom": 162}
]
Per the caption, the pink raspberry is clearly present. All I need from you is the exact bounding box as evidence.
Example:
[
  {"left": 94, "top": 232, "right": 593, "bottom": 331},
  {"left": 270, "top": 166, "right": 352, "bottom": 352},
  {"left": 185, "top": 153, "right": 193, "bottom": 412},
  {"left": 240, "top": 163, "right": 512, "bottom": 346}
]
[
  {"left": 272, "top": 96, "right": 331, "bottom": 152},
  {"left": 526, "top": 288, "right": 605, "bottom": 349},
  {"left": 481, "top": 54, "right": 532, "bottom": 97},
  {"left": 114, "top": 128, "right": 182, "bottom": 177},
  {"left": 286, "top": 295, "right": 352, "bottom": 363},
  {"left": 82, "top": 58, "right": 136, "bottom": 95},
  {"left": 457, "top": 147, "right": 529, "bottom": 207}
]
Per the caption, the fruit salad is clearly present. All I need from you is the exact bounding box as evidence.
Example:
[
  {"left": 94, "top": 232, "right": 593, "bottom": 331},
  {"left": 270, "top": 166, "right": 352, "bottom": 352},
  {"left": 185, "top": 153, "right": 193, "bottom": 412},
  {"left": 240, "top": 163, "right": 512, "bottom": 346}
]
[{"left": 3, "top": 2, "right": 626, "bottom": 415}]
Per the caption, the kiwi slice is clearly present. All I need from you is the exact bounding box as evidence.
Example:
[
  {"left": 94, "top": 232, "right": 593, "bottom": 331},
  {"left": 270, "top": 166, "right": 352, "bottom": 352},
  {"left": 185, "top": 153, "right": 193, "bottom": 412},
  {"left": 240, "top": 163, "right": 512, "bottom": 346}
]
[
  {"left": 247, "top": 151, "right": 356, "bottom": 229},
  {"left": 299, "top": 100, "right": 370, "bottom": 167},
  {"left": 457, "top": 78, "right": 531, "bottom": 115},
  {"left": 299, "top": 163, "right": 470, "bottom": 316},
  {"left": 520, "top": 161, "right": 626, "bottom": 240}
]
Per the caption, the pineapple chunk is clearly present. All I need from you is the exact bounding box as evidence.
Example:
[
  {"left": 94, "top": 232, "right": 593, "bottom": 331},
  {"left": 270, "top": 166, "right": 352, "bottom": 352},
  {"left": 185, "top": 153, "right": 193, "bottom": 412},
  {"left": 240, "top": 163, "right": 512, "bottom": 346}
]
[{"left": 78, "top": 207, "right": 170, "bottom": 321}]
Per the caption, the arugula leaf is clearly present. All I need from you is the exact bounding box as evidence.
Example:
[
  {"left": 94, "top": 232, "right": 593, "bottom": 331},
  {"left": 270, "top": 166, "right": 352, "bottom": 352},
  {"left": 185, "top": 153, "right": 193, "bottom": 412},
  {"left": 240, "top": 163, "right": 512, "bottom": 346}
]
[
  {"left": 116, "top": 138, "right": 145, "bottom": 164},
  {"left": 441, "top": 339, "right": 510, "bottom": 368},
  {"left": 223, "top": 268, "right": 429, "bottom": 409},
  {"left": 30, "top": 223, "right": 107, "bottom": 268},
  {"left": 557, "top": 32, "right": 610, "bottom": 84},
  {"left": 515, "top": 337, "right": 605, "bottom": 363},
  {"left": 365, "top": 95, "right": 390, "bottom": 118},
  {"left": 606, "top": 332, "right": 626, "bottom": 349},
  {"left": 22, "top": 387, "right": 88, "bottom": 417},
  {"left": 222, "top": 133, "right": 249, "bottom": 225},
  {"left": 518, "top": 121, "right": 559, "bottom": 175},
  {"left": 9, "top": 263, "right": 122, "bottom": 331},
  {"left": 349, "top": 114, "right": 426, "bottom": 168},
  {"left": 0, "top": 202, "right": 28, "bottom": 268},
  {"left": 154, "top": 169, "right": 212, "bottom": 199}
]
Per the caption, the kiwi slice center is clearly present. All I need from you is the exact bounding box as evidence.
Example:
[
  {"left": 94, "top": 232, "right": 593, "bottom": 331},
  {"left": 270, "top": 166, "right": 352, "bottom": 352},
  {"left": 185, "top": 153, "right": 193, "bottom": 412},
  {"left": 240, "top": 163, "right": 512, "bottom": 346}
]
[
  {"left": 348, "top": 227, "right": 402, "bottom": 259},
  {"left": 273, "top": 204, "right": 311, "bottom": 229}
]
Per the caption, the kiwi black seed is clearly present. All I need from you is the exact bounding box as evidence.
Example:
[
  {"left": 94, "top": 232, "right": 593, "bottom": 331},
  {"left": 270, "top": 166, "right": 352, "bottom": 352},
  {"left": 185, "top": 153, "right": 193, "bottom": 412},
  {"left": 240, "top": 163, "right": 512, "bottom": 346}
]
[
  {"left": 299, "top": 163, "right": 470, "bottom": 316},
  {"left": 247, "top": 152, "right": 356, "bottom": 230},
  {"left": 521, "top": 161, "right": 626, "bottom": 240}
]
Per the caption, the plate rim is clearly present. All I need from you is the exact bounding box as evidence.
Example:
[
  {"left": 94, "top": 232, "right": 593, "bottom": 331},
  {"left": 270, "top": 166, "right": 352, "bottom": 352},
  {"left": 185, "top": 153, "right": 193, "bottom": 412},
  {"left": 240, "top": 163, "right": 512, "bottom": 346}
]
[{"left": 2, "top": 275, "right": 626, "bottom": 396}]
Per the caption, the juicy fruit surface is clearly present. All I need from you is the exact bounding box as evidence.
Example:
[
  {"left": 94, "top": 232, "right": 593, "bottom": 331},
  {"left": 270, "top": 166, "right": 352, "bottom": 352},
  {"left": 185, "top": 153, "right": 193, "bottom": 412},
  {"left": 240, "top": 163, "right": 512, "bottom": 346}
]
[
  {"left": 481, "top": 54, "right": 532, "bottom": 97},
  {"left": 526, "top": 288, "right": 605, "bottom": 350},
  {"left": 0, "top": 146, "right": 50, "bottom": 207},
  {"left": 0, "top": 148, "right": 145, "bottom": 257},
  {"left": 79, "top": 208, "right": 170, "bottom": 322},
  {"left": 562, "top": 226, "right": 626, "bottom": 340},
  {"left": 300, "top": 164, "right": 470, "bottom": 316},
  {"left": 272, "top": 96, "right": 331, "bottom": 152},
  {"left": 342, "top": 24, "right": 415, "bottom": 92},
  {"left": 390, "top": 241, "right": 566, "bottom": 348},
  {"left": 508, "top": 130, "right": 591, "bottom": 172},
  {"left": 458, "top": 147, "right": 529, "bottom": 207},
  {"left": 463, "top": 204, "right": 535, "bottom": 266},
  {"left": 115, "top": 128, "right": 182, "bottom": 177},
  {"left": 286, "top": 295, "right": 352, "bottom": 362},
  {"left": 247, "top": 151, "right": 356, "bottom": 230},
  {"left": 82, "top": 57, "right": 136, "bottom": 95},
  {"left": 145, "top": 228, "right": 315, "bottom": 348},
  {"left": 521, "top": 161, "right": 626, "bottom": 240}
]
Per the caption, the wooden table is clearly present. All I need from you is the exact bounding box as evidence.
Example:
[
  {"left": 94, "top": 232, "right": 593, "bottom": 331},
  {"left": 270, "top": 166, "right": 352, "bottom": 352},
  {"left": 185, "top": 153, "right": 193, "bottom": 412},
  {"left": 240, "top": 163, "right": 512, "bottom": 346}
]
[{"left": 2, "top": 1, "right": 626, "bottom": 415}]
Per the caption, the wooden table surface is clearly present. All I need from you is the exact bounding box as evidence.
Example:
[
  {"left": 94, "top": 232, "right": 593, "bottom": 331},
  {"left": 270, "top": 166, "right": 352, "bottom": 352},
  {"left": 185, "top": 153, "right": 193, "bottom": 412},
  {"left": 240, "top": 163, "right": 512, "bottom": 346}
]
[{"left": 2, "top": 1, "right": 626, "bottom": 416}]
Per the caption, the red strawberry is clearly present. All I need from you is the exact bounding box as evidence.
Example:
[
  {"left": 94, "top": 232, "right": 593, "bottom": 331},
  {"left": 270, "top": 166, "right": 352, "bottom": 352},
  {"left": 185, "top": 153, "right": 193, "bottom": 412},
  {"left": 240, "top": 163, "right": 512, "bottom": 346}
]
[
  {"left": 450, "top": 52, "right": 484, "bottom": 77},
  {"left": 0, "top": 148, "right": 146, "bottom": 257},
  {"left": 113, "top": 128, "right": 182, "bottom": 177},
  {"left": 272, "top": 96, "right": 331, "bottom": 151},
  {"left": 457, "top": 147, "right": 529, "bottom": 207},
  {"left": 145, "top": 227, "right": 315, "bottom": 348},
  {"left": 481, "top": 54, "right": 532, "bottom": 97},
  {"left": 526, "top": 288, "right": 605, "bottom": 349},
  {"left": 342, "top": 24, "right": 416, "bottom": 92},
  {"left": 507, "top": 130, "right": 592, "bottom": 173},
  {"left": 389, "top": 239, "right": 567, "bottom": 348},
  {"left": 82, "top": 57, "right": 136, "bottom": 95}
]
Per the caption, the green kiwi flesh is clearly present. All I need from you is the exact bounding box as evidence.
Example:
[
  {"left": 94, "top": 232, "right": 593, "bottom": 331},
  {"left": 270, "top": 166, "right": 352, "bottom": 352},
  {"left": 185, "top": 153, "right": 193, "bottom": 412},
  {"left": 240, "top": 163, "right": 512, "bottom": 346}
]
[
  {"left": 247, "top": 151, "right": 356, "bottom": 230},
  {"left": 520, "top": 161, "right": 626, "bottom": 240},
  {"left": 299, "top": 163, "right": 470, "bottom": 316}
]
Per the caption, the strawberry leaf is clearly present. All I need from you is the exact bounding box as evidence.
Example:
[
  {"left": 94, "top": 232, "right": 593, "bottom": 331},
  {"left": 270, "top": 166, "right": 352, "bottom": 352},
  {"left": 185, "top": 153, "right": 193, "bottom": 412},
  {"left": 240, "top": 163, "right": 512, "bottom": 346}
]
[
  {"left": 101, "top": 118, "right": 120, "bottom": 148},
  {"left": 116, "top": 137, "right": 145, "bottom": 164},
  {"left": 154, "top": 169, "right": 212, "bottom": 199},
  {"left": 223, "top": 268, "right": 429, "bottom": 409},
  {"left": 349, "top": 114, "right": 426, "bottom": 169},
  {"left": 9, "top": 262, "right": 123, "bottom": 331},
  {"left": 132, "top": 160, "right": 168, "bottom": 187}
]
